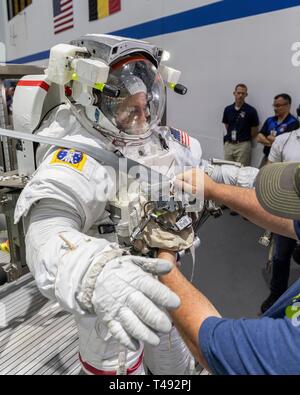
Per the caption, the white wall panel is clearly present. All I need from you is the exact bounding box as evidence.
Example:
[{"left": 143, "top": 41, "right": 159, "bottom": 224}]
[{"left": 1, "top": 1, "right": 300, "bottom": 164}]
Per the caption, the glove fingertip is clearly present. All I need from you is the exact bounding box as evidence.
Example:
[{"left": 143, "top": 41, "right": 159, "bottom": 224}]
[
  {"left": 155, "top": 260, "right": 174, "bottom": 274},
  {"left": 126, "top": 338, "right": 140, "bottom": 352},
  {"left": 159, "top": 319, "right": 172, "bottom": 334},
  {"left": 167, "top": 293, "right": 181, "bottom": 309},
  {"left": 147, "top": 333, "right": 161, "bottom": 347},
  {"left": 114, "top": 335, "right": 140, "bottom": 352}
]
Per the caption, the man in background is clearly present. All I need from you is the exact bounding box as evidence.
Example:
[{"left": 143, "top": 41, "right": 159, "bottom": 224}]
[
  {"left": 257, "top": 94, "right": 299, "bottom": 167},
  {"left": 223, "top": 84, "right": 259, "bottom": 166},
  {"left": 222, "top": 84, "right": 259, "bottom": 215}
]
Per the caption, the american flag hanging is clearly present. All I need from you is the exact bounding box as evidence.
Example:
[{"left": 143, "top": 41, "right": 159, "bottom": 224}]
[{"left": 52, "top": 0, "right": 74, "bottom": 35}]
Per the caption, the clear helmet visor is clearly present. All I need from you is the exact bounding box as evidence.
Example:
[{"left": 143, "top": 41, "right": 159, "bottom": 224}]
[{"left": 98, "top": 57, "right": 166, "bottom": 136}]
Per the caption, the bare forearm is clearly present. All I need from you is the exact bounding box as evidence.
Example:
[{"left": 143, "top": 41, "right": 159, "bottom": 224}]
[
  {"left": 158, "top": 251, "right": 220, "bottom": 371},
  {"left": 256, "top": 133, "right": 271, "bottom": 146},
  {"left": 210, "top": 184, "right": 296, "bottom": 238}
]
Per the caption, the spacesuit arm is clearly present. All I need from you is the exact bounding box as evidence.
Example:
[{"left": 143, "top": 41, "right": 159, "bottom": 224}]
[
  {"left": 24, "top": 198, "right": 123, "bottom": 315},
  {"left": 25, "top": 198, "right": 180, "bottom": 350},
  {"left": 13, "top": 148, "right": 126, "bottom": 316},
  {"left": 201, "top": 159, "right": 259, "bottom": 189}
]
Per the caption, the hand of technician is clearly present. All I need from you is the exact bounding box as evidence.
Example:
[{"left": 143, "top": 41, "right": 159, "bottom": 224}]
[{"left": 176, "top": 168, "right": 216, "bottom": 200}]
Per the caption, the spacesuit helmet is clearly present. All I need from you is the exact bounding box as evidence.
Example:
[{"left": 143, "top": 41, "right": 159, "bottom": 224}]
[
  {"left": 66, "top": 35, "right": 166, "bottom": 141},
  {"left": 93, "top": 54, "right": 166, "bottom": 139}
]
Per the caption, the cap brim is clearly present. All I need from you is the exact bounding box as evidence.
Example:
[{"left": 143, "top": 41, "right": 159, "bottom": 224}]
[{"left": 255, "top": 162, "right": 300, "bottom": 220}]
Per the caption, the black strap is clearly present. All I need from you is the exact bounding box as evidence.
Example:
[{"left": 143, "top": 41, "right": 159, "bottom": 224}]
[
  {"left": 98, "top": 224, "right": 116, "bottom": 234},
  {"left": 159, "top": 134, "right": 169, "bottom": 150}
]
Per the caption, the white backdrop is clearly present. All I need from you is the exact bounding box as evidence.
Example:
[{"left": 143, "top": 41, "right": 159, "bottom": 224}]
[{"left": 1, "top": 1, "right": 300, "bottom": 165}]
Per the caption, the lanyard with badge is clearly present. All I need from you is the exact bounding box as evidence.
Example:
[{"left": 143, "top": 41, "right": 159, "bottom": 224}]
[
  {"left": 231, "top": 108, "right": 245, "bottom": 142},
  {"left": 270, "top": 118, "right": 288, "bottom": 138}
]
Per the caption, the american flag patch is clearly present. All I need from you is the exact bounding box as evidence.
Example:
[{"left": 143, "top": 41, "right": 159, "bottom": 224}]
[{"left": 170, "top": 127, "right": 190, "bottom": 148}]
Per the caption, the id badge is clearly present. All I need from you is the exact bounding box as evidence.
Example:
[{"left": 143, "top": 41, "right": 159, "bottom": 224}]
[{"left": 231, "top": 130, "right": 237, "bottom": 142}]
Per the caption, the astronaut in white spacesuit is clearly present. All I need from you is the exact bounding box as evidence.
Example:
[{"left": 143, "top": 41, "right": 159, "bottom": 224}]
[{"left": 14, "top": 34, "right": 258, "bottom": 375}]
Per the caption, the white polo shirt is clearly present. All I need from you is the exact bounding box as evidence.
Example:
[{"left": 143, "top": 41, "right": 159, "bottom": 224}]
[{"left": 269, "top": 128, "right": 300, "bottom": 163}]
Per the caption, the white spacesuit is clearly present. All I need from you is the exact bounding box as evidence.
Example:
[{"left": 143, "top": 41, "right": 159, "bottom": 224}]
[{"left": 13, "top": 35, "right": 258, "bottom": 375}]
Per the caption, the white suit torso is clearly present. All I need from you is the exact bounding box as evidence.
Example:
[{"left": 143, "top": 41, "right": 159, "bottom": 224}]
[
  {"left": 16, "top": 104, "right": 201, "bottom": 239},
  {"left": 14, "top": 104, "right": 202, "bottom": 374}
]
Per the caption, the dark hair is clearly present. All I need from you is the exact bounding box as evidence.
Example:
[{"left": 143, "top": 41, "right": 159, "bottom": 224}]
[
  {"left": 235, "top": 83, "right": 248, "bottom": 91},
  {"left": 274, "top": 93, "right": 292, "bottom": 104}
]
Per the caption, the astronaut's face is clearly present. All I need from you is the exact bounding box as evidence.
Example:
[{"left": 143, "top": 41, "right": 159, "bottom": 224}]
[
  {"left": 98, "top": 57, "right": 165, "bottom": 139},
  {"left": 116, "top": 92, "right": 150, "bottom": 135}
]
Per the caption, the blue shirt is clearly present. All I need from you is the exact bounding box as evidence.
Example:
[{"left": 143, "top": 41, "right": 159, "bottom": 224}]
[
  {"left": 199, "top": 220, "right": 300, "bottom": 374},
  {"left": 222, "top": 103, "right": 259, "bottom": 143},
  {"left": 260, "top": 114, "right": 299, "bottom": 157},
  {"left": 294, "top": 220, "right": 300, "bottom": 240}
]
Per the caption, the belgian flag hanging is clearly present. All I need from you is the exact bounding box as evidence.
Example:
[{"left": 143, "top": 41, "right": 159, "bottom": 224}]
[{"left": 89, "top": 0, "right": 121, "bottom": 21}]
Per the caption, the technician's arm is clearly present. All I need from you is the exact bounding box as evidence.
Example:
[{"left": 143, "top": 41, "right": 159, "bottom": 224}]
[
  {"left": 160, "top": 252, "right": 300, "bottom": 375},
  {"left": 211, "top": 184, "right": 296, "bottom": 238},
  {"left": 158, "top": 250, "right": 220, "bottom": 372},
  {"left": 177, "top": 169, "right": 297, "bottom": 239}
]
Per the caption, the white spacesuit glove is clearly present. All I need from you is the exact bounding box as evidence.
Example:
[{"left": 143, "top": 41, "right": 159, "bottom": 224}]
[
  {"left": 92, "top": 255, "right": 180, "bottom": 351},
  {"left": 202, "top": 159, "right": 259, "bottom": 188}
]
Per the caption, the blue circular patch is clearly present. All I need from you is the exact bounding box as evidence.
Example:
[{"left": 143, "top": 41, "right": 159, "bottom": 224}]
[{"left": 57, "top": 150, "right": 83, "bottom": 164}]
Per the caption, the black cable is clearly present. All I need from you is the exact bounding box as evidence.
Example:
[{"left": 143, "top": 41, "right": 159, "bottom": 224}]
[{"left": 33, "top": 103, "right": 65, "bottom": 134}]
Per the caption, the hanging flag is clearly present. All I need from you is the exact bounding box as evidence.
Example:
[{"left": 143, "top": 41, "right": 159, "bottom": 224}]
[
  {"left": 53, "top": 0, "right": 74, "bottom": 35},
  {"left": 89, "top": 0, "right": 121, "bottom": 21},
  {"left": 6, "top": 0, "right": 32, "bottom": 21}
]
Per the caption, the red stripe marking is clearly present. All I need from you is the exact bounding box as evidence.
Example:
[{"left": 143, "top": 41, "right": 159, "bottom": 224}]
[
  {"left": 183, "top": 131, "right": 190, "bottom": 147},
  {"left": 55, "top": 24, "right": 74, "bottom": 35},
  {"left": 111, "top": 55, "right": 147, "bottom": 70},
  {"left": 54, "top": 17, "right": 73, "bottom": 29},
  {"left": 181, "top": 131, "right": 186, "bottom": 145},
  {"left": 60, "top": 0, "right": 72, "bottom": 7},
  {"left": 54, "top": 10, "right": 73, "bottom": 23},
  {"left": 54, "top": 4, "right": 73, "bottom": 20},
  {"left": 78, "top": 352, "right": 144, "bottom": 375},
  {"left": 17, "top": 80, "right": 50, "bottom": 92}
]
